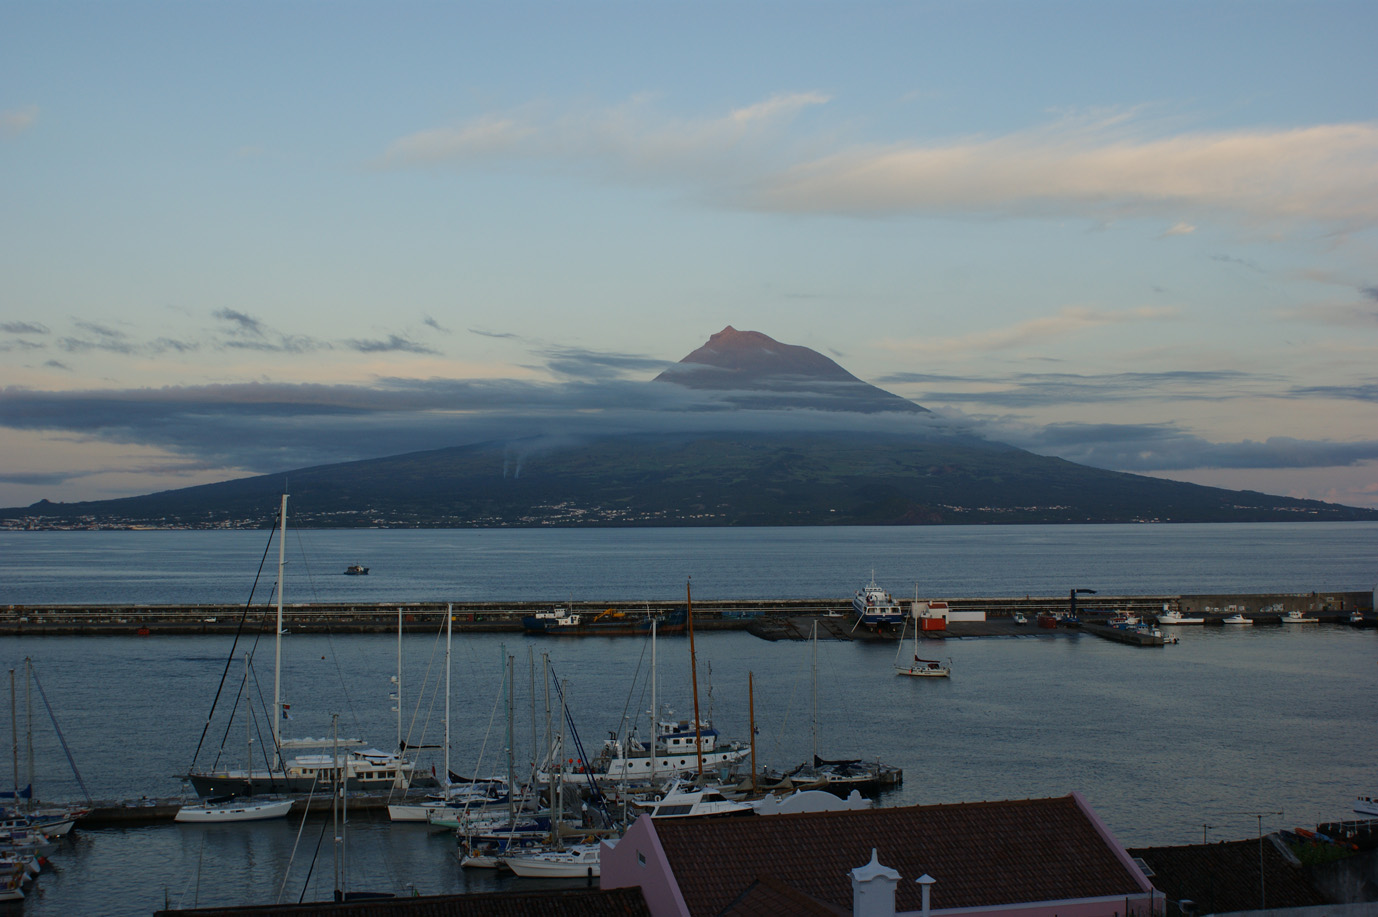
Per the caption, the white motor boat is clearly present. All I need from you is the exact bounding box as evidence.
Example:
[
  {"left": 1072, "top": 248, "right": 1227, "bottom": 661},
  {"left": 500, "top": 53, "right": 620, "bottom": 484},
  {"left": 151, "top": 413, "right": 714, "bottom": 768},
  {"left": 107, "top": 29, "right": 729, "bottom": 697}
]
[
  {"left": 175, "top": 797, "right": 293, "bottom": 823},
  {"left": 1281, "top": 610, "right": 1318, "bottom": 623},
  {"left": 502, "top": 840, "right": 609, "bottom": 878},
  {"left": 1222, "top": 613, "right": 1253, "bottom": 625},
  {"left": 1158, "top": 610, "right": 1205, "bottom": 625},
  {"left": 1355, "top": 796, "right": 1378, "bottom": 819},
  {"left": 634, "top": 778, "right": 755, "bottom": 818}
]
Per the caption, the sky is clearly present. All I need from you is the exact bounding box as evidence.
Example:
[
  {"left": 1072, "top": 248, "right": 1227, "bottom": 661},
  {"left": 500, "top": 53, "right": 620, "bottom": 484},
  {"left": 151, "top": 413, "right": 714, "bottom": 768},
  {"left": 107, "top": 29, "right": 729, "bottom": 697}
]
[{"left": 2, "top": 1, "right": 1377, "bottom": 510}]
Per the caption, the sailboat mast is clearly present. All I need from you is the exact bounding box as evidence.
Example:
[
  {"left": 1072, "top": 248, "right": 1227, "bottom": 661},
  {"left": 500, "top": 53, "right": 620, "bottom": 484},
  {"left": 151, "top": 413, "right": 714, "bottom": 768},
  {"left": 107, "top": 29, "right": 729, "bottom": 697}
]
[
  {"left": 444, "top": 604, "right": 452, "bottom": 787},
  {"left": 8, "top": 670, "right": 17, "bottom": 805},
  {"left": 811, "top": 620, "right": 818, "bottom": 767},
  {"left": 272, "top": 492, "right": 287, "bottom": 766},
  {"left": 748, "top": 671, "right": 757, "bottom": 794},
  {"left": 24, "top": 660, "right": 33, "bottom": 812},
  {"left": 244, "top": 655, "right": 252, "bottom": 783},
  {"left": 506, "top": 655, "right": 515, "bottom": 830},
  {"left": 396, "top": 608, "right": 403, "bottom": 754},
  {"left": 649, "top": 618, "right": 657, "bottom": 786},
  {"left": 687, "top": 579, "right": 703, "bottom": 779}
]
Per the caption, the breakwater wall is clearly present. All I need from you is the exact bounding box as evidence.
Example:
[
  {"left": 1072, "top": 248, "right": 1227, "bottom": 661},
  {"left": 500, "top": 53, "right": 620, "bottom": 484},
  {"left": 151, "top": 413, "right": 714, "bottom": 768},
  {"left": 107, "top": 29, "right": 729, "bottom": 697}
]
[{"left": 0, "top": 591, "right": 1369, "bottom": 636}]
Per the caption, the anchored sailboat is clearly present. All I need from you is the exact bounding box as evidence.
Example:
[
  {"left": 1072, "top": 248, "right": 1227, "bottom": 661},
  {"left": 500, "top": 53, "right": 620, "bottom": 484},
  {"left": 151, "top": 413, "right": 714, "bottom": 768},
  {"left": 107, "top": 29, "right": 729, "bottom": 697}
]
[{"left": 183, "top": 493, "right": 419, "bottom": 798}]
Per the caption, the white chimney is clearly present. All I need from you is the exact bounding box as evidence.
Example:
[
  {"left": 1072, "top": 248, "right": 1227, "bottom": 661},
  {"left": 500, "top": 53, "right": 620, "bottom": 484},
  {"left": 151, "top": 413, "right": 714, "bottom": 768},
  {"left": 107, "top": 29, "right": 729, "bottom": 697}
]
[
  {"left": 916, "top": 873, "right": 936, "bottom": 917},
  {"left": 851, "top": 848, "right": 901, "bottom": 917}
]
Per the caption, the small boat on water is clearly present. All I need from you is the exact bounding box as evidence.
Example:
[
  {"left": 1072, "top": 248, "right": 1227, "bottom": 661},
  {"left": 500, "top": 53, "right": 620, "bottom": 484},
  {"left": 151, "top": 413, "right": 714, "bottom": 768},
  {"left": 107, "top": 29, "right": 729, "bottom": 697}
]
[
  {"left": 344, "top": 564, "right": 369, "bottom": 575},
  {"left": 1354, "top": 796, "right": 1378, "bottom": 819},
  {"left": 1281, "top": 610, "right": 1318, "bottom": 623},
  {"left": 1222, "top": 613, "right": 1253, "bottom": 625},
  {"left": 174, "top": 796, "right": 293, "bottom": 823}
]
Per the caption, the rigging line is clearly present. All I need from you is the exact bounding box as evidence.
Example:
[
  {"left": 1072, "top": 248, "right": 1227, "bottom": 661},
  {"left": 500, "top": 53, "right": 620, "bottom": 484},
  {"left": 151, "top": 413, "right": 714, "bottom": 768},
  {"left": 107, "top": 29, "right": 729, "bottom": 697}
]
[
  {"left": 27, "top": 664, "right": 91, "bottom": 805},
  {"left": 188, "top": 506, "right": 279, "bottom": 773},
  {"left": 320, "top": 628, "right": 365, "bottom": 740},
  {"left": 298, "top": 794, "right": 335, "bottom": 905},
  {"left": 614, "top": 629, "right": 652, "bottom": 749},
  {"left": 208, "top": 655, "right": 252, "bottom": 774},
  {"left": 275, "top": 767, "right": 323, "bottom": 904},
  {"left": 463, "top": 662, "right": 507, "bottom": 797},
  {"left": 247, "top": 661, "right": 281, "bottom": 785},
  {"left": 401, "top": 616, "right": 445, "bottom": 751}
]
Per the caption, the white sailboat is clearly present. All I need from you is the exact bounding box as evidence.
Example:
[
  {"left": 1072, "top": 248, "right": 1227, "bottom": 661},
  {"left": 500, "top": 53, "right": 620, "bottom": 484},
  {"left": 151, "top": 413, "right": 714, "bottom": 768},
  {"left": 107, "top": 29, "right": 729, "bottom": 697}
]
[
  {"left": 185, "top": 494, "right": 418, "bottom": 798},
  {"left": 894, "top": 611, "right": 951, "bottom": 678},
  {"left": 177, "top": 656, "right": 292, "bottom": 824}
]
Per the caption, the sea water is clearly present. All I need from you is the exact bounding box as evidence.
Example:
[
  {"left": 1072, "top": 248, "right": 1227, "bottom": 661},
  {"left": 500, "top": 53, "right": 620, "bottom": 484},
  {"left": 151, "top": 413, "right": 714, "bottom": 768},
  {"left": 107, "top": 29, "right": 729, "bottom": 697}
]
[{"left": 0, "top": 523, "right": 1374, "bottom": 915}]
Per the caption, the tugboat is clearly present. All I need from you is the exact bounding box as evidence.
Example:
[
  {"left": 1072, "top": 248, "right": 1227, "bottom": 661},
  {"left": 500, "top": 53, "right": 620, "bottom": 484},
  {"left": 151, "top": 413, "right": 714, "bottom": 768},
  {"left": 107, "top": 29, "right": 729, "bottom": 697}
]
[{"left": 344, "top": 564, "right": 369, "bottom": 575}]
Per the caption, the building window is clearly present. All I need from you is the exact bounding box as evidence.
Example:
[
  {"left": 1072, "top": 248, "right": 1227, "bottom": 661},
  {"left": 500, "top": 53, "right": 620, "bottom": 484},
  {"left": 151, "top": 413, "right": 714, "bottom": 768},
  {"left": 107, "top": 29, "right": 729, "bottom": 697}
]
[{"left": 638, "top": 851, "right": 646, "bottom": 866}]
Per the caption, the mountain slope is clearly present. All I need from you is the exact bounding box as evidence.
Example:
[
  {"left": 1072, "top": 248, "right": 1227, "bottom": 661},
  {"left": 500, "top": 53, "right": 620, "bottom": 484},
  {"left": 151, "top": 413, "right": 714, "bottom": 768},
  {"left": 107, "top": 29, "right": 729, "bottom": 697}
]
[
  {"left": 5, "top": 432, "right": 1373, "bottom": 528},
  {"left": 5, "top": 326, "right": 1375, "bottom": 528}
]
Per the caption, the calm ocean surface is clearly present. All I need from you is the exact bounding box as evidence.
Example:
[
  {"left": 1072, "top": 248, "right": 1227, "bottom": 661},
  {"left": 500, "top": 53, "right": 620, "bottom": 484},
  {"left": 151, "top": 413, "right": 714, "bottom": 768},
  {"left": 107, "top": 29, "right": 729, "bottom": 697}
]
[{"left": 0, "top": 523, "right": 1375, "bottom": 915}]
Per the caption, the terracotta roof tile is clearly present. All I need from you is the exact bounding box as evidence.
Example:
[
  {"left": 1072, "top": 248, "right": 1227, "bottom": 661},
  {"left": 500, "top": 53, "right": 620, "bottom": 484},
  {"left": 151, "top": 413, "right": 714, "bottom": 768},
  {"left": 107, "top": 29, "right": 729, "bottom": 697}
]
[
  {"left": 653, "top": 795, "right": 1145, "bottom": 917},
  {"left": 153, "top": 886, "right": 651, "bottom": 917},
  {"left": 1129, "top": 838, "right": 1330, "bottom": 914}
]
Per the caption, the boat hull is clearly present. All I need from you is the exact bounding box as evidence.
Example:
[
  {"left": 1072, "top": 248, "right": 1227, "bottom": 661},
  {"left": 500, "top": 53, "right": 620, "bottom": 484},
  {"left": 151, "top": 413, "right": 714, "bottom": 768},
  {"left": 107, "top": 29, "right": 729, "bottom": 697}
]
[
  {"left": 502, "top": 844, "right": 605, "bottom": 878},
  {"left": 174, "top": 798, "right": 293, "bottom": 823},
  {"left": 186, "top": 770, "right": 432, "bottom": 797}
]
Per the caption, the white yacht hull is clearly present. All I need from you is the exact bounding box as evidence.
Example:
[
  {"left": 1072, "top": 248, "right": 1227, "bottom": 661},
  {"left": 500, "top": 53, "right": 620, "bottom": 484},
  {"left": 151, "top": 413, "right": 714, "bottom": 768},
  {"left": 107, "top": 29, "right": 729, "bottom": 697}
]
[{"left": 175, "top": 798, "right": 293, "bottom": 823}]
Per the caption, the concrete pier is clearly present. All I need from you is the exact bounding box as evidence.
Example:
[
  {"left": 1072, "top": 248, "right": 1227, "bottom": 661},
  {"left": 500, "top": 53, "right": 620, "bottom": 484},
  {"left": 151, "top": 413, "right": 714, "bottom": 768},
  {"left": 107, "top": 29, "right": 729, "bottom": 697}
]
[{"left": 1, "top": 591, "right": 1368, "bottom": 637}]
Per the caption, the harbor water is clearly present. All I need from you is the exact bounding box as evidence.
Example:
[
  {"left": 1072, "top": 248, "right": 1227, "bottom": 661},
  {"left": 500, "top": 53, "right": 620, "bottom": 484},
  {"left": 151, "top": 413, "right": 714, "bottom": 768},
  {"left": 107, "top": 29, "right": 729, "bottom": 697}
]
[{"left": 0, "top": 522, "right": 1374, "bottom": 915}]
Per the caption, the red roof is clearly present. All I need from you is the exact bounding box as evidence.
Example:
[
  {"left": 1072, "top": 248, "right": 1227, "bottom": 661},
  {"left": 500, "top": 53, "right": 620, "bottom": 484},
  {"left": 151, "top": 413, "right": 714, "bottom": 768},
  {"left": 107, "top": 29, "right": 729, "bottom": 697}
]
[{"left": 648, "top": 794, "right": 1147, "bottom": 916}]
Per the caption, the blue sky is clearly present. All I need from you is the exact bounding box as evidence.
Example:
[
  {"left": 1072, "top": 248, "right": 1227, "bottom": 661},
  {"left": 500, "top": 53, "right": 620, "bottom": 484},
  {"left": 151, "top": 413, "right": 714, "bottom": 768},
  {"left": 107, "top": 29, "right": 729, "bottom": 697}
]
[{"left": 2, "top": 1, "right": 1376, "bottom": 509}]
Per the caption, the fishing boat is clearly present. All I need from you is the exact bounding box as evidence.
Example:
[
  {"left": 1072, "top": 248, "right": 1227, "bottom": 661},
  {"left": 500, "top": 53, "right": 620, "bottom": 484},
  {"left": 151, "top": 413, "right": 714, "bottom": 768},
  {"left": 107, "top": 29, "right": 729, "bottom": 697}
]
[
  {"left": 1281, "top": 610, "right": 1318, "bottom": 623},
  {"left": 343, "top": 564, "right": 369, "bottom": 575},
  {"left": 852, "top": 575, "right": 905, "bottom": 629},
  {"left": 1222, "top": 612, "right": 1253, "bottom": 625},
  {"left": 894, "top": 614, "right": 951, "bottom": 678},
  {"left": 1354, "top": 795, "right": 1378, "bottom": 818},
  {"left": 521, "top": 606, "right": 686, "bottom": 636},
  {"left": 174, "top": 796, "right": 293, "bottom": 823},
  {"left": 183, "top": 495, "right": 420, "bottom": 798}
]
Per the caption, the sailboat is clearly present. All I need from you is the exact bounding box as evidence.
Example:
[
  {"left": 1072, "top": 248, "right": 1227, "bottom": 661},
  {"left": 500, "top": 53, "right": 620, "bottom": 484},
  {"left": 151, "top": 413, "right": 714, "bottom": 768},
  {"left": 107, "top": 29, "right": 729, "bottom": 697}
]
[
  {"left": 177, "top": 656, "right": 293, "bottom": 823},
  {"left": 3, "top": 660, "right": 90, "bottom": 837},
  {"left": 184, "top": 494, "right": 419, "bottom": 798},
  {"left": 894, "top": 611, "right": 951, "bottom": 678},
  {"left": 501, "top": 675, "right": 618, "bottom": 879}
]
